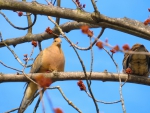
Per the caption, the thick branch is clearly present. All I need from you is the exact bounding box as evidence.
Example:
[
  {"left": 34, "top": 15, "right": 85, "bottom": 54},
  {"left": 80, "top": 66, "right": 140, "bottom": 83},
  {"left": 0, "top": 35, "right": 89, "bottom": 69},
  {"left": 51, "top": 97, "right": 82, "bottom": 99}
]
[
  {"left": 0, "top": 72, "right": 150, "bottom": 86},
  {"left": 0, "top": 22, "right": 98, "bottom": 48},
  {"left": 0, "top": 0, "right": 150, "bottom": 40}
]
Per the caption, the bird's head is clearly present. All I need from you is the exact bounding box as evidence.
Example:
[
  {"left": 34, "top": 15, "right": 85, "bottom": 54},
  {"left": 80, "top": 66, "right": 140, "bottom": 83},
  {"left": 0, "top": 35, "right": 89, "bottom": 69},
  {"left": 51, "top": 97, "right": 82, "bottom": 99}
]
[
  {"left": 132, "top": 44, "right": 147, "bottom": 52},
  {"left": 53, "top": 38, "right": 62, "bottom": 47}
]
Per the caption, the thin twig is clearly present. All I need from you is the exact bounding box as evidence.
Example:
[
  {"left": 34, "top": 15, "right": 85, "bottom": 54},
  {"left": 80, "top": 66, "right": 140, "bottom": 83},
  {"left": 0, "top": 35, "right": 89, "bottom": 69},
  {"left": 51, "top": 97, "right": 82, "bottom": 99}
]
[
  {"left": 85, "top": 90, "right": 121, "bottom": 104},
  {"left": 38, "top": 41, "right": 42, "bottom": 51},
  {"left": 51, "top": 27, "right": 105, "bottom": 51},
  {"left": 96, "top": 37, "right": 150, "bottom": 56},
  {"left": 22, "top": 45, "right": 35, "bottom": 72},
  {"left": 0, "top": 11, "right": 37, "bottom": 30},
  {"left": 45, "top": 0, "right": 53, "bottom": 5},
  {"left": 104, "top": 48, "right": 131, "bottom": 87},
  {"left": 4, "top": 108, "right": 19, "bottom": 113},
  {"left": 118, "top": 72, "right": 126, "bottom": 113},
  {"left": 103, "top": 48, "right": 126, "bottom": 113},
  {"left": 103, "top": 48, "right": 117, "bottom": 67},
  {"left": 48, "top": 16, "right": 99, "bottom": 113},
  {"left": 121, "top": 74, "right": 129, "bottom": 87},
  {"left": 33, "top": 98, "right": 40, "bottom": 113},
  {"left": 0, "top": 32, "right": 25, "bottom": 67},
  {"left": 48, "top": 86, "right": 82, "bottom": 113},
  {"left": 72, "top": 0, "right": 80, "bottom": 9},
  {"left": 22, "top": 72, "right": 39, "bottom": 85},
  {"left": 72, "top": 27, "right": 105, "bottom": 51},
  {"left": 53, "top": 0, "right": 56, "bottom": 5},
  {"left": 0, "top": 60, "right": 22, "bottom": 72},
  {"left": 25, "top": 5, "right": 33, "bottom": 34},
  {"left": 91, "top": 0, "right": 99, "bottom": 12},
  {"left": 45, "top": 91, "right": 55, "bottom": 113},
  {"left": 89, "top": 38, "right": 93, "bottom": 85},
  {"left": 39, "top": 86, "right": 45, "bottom": 113},
  {"left": 29, "top": 46, "right": 35, "bottom": 58},
  {"left": 21, "top": 46, "right": 39, "bottom": 87},
  {"left": 123, "top": 50, "right": 150, "bottom": 55},
  {"left": 33, "top": 89, "right": 45, "bottom": 113},
  {"left": 33, "top": 94, "right": 41, "bottom": 113}
]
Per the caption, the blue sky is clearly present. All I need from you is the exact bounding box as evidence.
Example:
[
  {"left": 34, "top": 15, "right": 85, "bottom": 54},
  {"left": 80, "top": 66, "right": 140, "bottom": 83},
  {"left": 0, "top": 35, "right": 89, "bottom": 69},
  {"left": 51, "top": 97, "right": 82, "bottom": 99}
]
[{"left": 0, "top": 0, "right": 150, "bottom": 113}]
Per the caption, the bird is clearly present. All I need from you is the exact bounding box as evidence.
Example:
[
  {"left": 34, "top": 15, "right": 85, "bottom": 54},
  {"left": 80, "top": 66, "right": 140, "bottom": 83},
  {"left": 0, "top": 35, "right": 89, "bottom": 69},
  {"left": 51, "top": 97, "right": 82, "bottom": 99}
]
[
  {"left": 123, "top": 43, "right": 150, "bottom": 77},
  {"left": 18, "top": 37, "right": 65, "bottom": 113}
]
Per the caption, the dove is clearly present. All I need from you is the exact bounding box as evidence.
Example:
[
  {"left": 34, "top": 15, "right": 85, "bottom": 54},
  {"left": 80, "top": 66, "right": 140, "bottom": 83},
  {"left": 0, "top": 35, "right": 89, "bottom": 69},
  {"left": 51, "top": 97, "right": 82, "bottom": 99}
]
[
  {"left": 123, "top": 44, "right": 150, "bottom": 76},
  {"left": 18, "top": 37, "right": 65, "bottom": 113}
]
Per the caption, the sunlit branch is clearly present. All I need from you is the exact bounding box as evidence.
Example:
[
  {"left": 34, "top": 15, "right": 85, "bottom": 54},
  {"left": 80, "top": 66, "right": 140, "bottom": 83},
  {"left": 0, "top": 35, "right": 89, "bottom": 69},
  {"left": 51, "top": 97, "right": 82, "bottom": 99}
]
[
  {"left": 1, "top": 0, "right": 149, "bottom": 39},
  {"left": 1, "top": 72, "right": 150, "bottom": 86},
  {"left": 26, "top": 12, "right": 33, "bottom": 34}
]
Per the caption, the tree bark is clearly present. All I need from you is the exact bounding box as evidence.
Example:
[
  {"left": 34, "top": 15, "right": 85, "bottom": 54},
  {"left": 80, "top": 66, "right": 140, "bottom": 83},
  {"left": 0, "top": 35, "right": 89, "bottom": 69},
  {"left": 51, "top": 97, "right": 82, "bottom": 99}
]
[
  {"left": 0, "top": 0, "right": 150, "bottom": 41},
  {"left": 0, "top": 72, "right": 150, "bottom": 86}
]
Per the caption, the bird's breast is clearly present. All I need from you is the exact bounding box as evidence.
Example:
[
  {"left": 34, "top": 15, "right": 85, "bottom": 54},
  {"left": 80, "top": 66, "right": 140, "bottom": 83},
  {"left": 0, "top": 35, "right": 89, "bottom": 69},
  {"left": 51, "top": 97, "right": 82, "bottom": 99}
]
[
  {"left": 39, "top": 47, "right": 65, "bottom": 72},
  {"left": 132, "top": 54, "right": 147, "bottom": 60}
]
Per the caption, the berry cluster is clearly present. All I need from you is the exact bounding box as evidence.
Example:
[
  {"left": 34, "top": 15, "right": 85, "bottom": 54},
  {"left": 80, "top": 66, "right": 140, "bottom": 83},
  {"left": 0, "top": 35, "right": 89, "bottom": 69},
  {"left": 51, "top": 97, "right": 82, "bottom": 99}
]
[
  {"left": 77, "top": 80, "right": 86, "bottom": 91},
  {"left": 45, "top": 27, "right": 53, "bottom": 34},
  {"left": 144, "top": 8, "right": 150, "bottom": 25},
  {"left": 32, "top": 40, "right": 37, "bottom": 47}
]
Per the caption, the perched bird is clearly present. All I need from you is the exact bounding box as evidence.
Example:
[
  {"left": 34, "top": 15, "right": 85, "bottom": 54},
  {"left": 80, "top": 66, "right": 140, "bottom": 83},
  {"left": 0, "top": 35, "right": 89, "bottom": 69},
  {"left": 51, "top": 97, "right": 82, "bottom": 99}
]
[
  {"left": 123, "top": 44, "right": 150, "bottom": 76},
  {"left": 18, "top": 38, "right": 65, "bottom": 113}
]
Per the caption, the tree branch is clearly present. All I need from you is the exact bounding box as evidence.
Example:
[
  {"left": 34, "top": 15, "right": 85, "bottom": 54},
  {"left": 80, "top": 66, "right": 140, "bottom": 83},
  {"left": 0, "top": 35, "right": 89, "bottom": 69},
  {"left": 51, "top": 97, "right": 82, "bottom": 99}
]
[
  {"left": 0, "top": 0, "right": 150, "bottom": 40},
  {"left": 0, "top": 22, "right": 98, "bottom": 48},
  {"left": 0, "top": 72, "right": 150, "bottom": 86}
]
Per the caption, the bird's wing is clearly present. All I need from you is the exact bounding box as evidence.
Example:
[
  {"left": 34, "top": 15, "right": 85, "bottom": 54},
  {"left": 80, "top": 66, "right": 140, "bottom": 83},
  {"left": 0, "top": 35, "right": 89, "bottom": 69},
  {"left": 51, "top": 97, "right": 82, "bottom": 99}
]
[
  {"left": 123, "top": 53, "right": 129, "bottom": 70},
  {"left": 30, "top": 51, "right": 43, "bottom": 73},
  {"left": 18, "top": 51, "right": 43, "bottom": 113}
]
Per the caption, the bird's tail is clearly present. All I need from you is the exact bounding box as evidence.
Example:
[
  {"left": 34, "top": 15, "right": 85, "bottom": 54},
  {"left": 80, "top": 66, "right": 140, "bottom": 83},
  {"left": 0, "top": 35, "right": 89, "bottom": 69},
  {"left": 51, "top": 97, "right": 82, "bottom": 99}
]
[{"left": 18, "top": 82, "right": 38, "bottom": 113}]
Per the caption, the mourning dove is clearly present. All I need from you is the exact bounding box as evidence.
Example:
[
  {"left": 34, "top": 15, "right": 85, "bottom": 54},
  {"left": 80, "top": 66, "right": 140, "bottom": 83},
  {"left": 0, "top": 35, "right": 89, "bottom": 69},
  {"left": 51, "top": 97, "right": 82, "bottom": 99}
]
[
  {"left": 123, "top": 44, "right": 150, "bottom": 76},
  {"left": 18, "top": 37, "right": 65, "bottom": 113}
]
